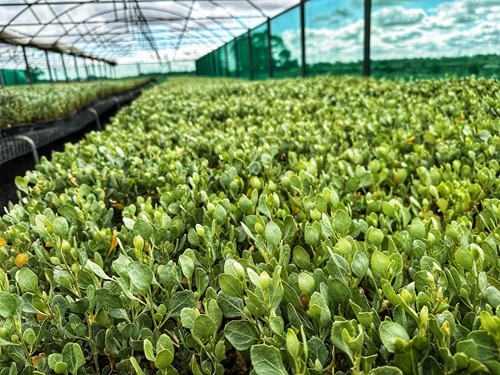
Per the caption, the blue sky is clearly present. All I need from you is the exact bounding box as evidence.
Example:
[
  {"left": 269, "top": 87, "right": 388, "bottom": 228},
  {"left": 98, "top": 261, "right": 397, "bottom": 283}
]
[{"left": 277, "top": 0, "right": 500, "bottom": 63}]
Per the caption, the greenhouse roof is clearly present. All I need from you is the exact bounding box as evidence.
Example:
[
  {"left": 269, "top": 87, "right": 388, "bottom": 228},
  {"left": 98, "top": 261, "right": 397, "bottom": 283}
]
[{"left": 0, "top": 0, "right": 300, "bottom": 65}]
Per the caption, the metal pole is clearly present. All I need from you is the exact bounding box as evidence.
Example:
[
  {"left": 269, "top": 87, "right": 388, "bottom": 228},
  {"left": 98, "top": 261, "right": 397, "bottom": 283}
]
[
  {"left": 99, "top": 62, "right": 104, "bottom": 78},
  {"left": 73, "top": 55, "right": 80, "bottom": 81},
  {"left": 224, "top": 44, "right": 230, "bottom": 77},
  {"left": 267, "top": 18, "right": 273, "bottom": 79},
  {"left": 22, "top": 46, "right": 33, "bottom": 84},
  {"left": 44, "top": 50, "right": 53, "bottom": 82},
  {"left": 84, "top": 59, "right": 90, "bottom": 81},
  {"left": 0, "top": 69, "right": 5, "bottom": 86},
  {"left": 60, "top": 53, "right": 69, "bottom": 81},
  {"left": 137, "top": 63, "right": 141, "bottom": 76},
  {"left": 234, "top": 38, "right": 240, "bottom": 78},
  {"left": 363, "top": 0, "right": 372, "bottom": 77},
  {"left": 247, "top": 30, "right": 253, "bottom": 80},
  {"left": 300, "top": 0, "right": 306, "bottom": 78}
]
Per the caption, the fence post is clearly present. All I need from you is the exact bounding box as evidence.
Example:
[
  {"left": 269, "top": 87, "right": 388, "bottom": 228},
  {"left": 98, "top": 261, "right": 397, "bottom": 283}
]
[
  {"left": 300, "top": 0, "right": 306, "bottom": 78},
  {"left": 45, "top": 50, "right": 53, "bottom": 82},
  {"left": 60, "top": 53, "right": 69, "bottom": 81},
  {"left": 84, "top": 59, "right": 90, "bottom": 81},
  {"left": 267, "top": 18, "right": 273, "bottom": 79},
  {"left": 73, "top": 55, "right": 80, "bottom": 81},
  {"left": 363, "top": 0, "right": 372, "bottom": 77},
  {"left": 22, "top": 46, "right": 33, "bottom": 84}
]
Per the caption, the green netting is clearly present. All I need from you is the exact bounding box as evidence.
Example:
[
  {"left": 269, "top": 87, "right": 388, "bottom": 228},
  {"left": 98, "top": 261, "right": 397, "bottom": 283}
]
[
  {"left": 227, "top": 42, "right": 237, "bottom": 78},
  {"left": 371, "top": 0, "right": 500, "bottom": 79},
  {"left": 271, "top": 6, "right": 301, "bottom": 79},
  {"left": 305, "top": 0, "right": 363, "bottom": 77},
  {"left": 251, "top": 23, "right": 270, "bottom": 80},
  {"left": 236, "top": 34, "right": 250, "bottom": 80},
  {"left": 219, "top": 46, "right": 228, "bottom": 77},
  {"left": 1, "top": 70, "right": 27, "bottom": 86}
]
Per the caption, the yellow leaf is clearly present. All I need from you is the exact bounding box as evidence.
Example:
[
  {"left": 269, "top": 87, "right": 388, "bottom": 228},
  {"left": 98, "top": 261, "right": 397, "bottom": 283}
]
[{"left": 0, "top": 237, "right": 6, "bottom": 247}]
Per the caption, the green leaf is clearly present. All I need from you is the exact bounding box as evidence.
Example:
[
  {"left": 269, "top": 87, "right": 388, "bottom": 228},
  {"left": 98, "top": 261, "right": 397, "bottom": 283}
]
[
  {"left": 155, "top": 349, "right": 174, "bottom": 370},
  {"left": 371, "top": 250, "right": 390, "bottom": 277},
  {"left": 128, "top": 261, "right": 154, "bottom": 292},
  {"left": 305, "top": 227, "right": 320, "bottom": 246},
  {"left": 369, "top": 366, "right": 404, "bottom": 375},
  {"left": 144, "top": 339, "right": 155, "bottom": 361},
  {"left": 265, "top": 221, "right": 282, "bottom": 247},
  {"left": 86, "top": 259, "right": 112, "bottom": 280},
  {"left": 351, "top": 251, "right": 369, "bottom": 278},
  {"left": 214, "top": 204, "right": 227, "bottom": 225},
  {"left": 58, "top": 204, "right": 80, "bottom": 222},
  {"left": 180, "top": 308, "right": 197, "bottom": 329},
  {"left": 225, "top": 320, "right": 259, "bottom": 350},
  {"left": 0, "top": 292, "right": 19, "bottom": 318},
  {"left": 333, "top": 210, "right": 352, "bottom": 235},
  {"left": 15, "top": 267, "right": 38, "bottom": 293},
  {"left": 129, "top": 356, "right": 146, "bottom": 375},
  {"left": 168, "top": 290, "right": 194, "bottom": 317},
  {"left": 95, "top": 288, "right": 124, "bottom": 308},
  {"left": 250, "top": 344, "right": 288, "bottom": 375},
  {"left": 379, "top": 321, "right": 410, "bottom": 353},
  {"left": 217, "top": 292, "right": 245, "bottom": 318},
  {"left": 179, "top": 254, "right": 195, "bottom": 279},
  {"left": 61, "top": 343, "right": 85, "bottom": 374},
  {"left": 455, "top": 247, "right": 474, "bottom": 271},
  {"left": 134, "top": 220, "right": 153, "bottom": 239},
  {"left": 188, "top": 228, "right": 200, "bottom": 246},
  {"left": 53, "top": 217, "right": 69, "bottom": 237},
  {"left": 219, "top": 274, "right": 243, "bottom": 298},
  {"left": 195, "top": 268, "right": 209, "bottom": 294},
  {"left": 456, "top": 331, "right": 498, "bottom": 362},
  {"left": 192, "top": 315, "right": 216, "bottom": 340}
]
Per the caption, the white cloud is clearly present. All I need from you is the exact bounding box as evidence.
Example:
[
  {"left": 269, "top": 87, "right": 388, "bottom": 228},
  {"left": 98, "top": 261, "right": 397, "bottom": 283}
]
[{"left": 373, "top": 6, "right": 426, "bottom": 27}]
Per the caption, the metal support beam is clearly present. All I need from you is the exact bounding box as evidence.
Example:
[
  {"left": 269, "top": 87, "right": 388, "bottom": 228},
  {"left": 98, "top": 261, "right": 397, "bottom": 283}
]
[
  {"left": 247, "top": 30, "right": 253, "bottom": 81},
  {"left": 60, "top": 53, "right": 69, "bottom": 81},
  {"left": 300, "top": 0, "right": 306, "bottom": 78},
  {"left": 363, "top": 0, "right": 372, "bottom": 77},
  {"left": 22, "top": 46, "right": 33, "bottom": 84},
  {"left": 44, "top": 50, "right": 53, "bottom": 82},
  {"left": 0, "top": 70, "right": 5, "bottom": 87},
  {"left": 84, "top": 60, "right": 90, "bottom": 81},
  {"left": 266, "top": 18, "right": 273, "bottom": 79},
  {"left": 73, "top": 55, "right": 80, "bottom": 81},
  {"left": 137, "top": 63, "right": 141, "bottom": 76}
]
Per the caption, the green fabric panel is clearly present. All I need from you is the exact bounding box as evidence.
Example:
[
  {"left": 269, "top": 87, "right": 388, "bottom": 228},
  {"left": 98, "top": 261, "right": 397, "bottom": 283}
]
[
  {"left": 305, "top": 0, "right": 363, "bottom": 77},
  {"left": 227, "top": 41, "right": 237, "bottom": 77},
  {"left": 1, "top": 70, "right": 28, "bottom": 86},
  {"left": 251, "top": 23, "right": 270, "bottom": 80},
  {"left": 271, "top": 6, "right": 301, "bottom": 79},
  {"left": 236, "top": 34, "right": 250, "bottom": 79}
]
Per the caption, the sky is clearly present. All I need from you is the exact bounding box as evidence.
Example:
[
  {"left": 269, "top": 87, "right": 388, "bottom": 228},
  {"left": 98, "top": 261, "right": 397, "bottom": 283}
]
[{"left": 281, "top": 0, "right": 500, "bottom": 64}]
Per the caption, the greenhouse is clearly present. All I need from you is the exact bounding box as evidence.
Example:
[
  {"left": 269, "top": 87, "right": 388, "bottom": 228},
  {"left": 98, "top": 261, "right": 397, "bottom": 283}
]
[{"left": 0, "top": 1, "right": 499, "bottom": 374}]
